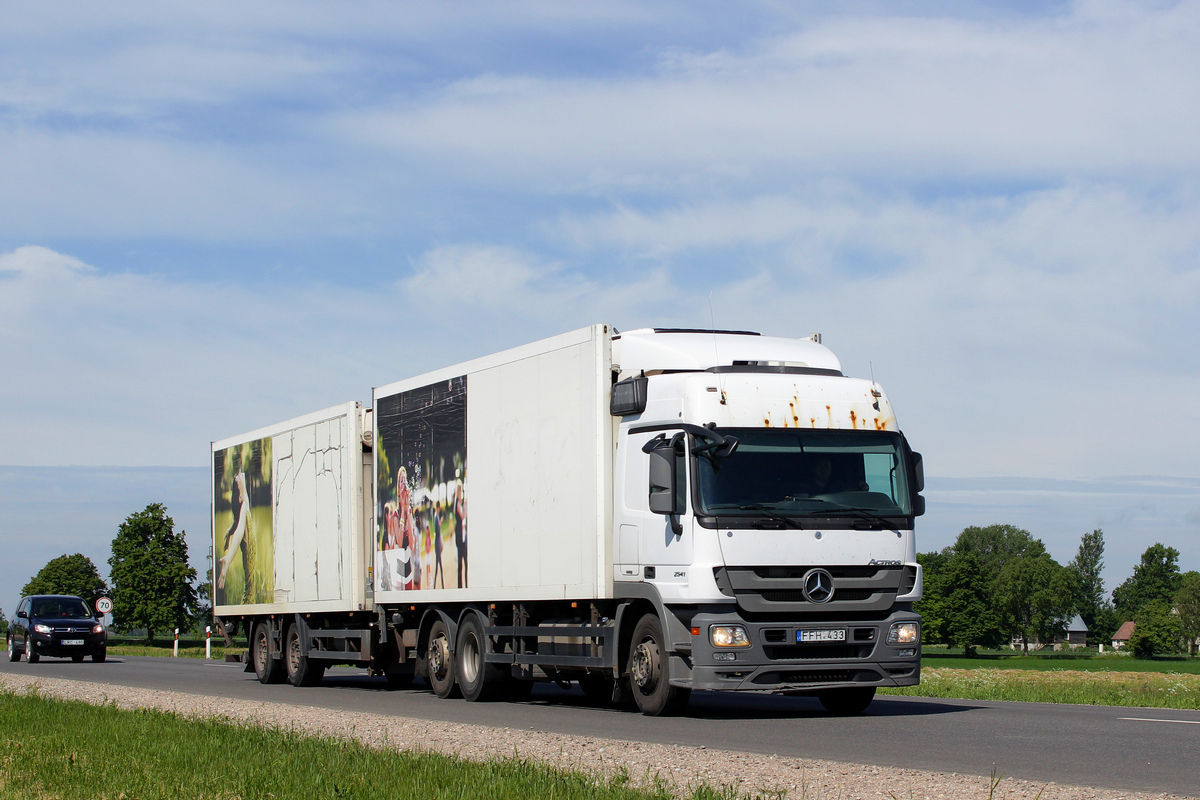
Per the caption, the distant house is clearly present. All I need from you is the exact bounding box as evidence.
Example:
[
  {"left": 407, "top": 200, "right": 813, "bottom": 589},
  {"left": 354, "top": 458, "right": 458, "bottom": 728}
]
[
  {"left": 1054, "top": 615, "right": 1088, "bottom": 650},
  {"left": 1112, "top": 621, "right": 1136, "bottom": 650}
]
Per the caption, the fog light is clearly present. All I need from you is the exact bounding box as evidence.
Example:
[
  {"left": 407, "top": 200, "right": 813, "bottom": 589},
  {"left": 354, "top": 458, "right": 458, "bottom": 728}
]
[
  {"left": 887, "top": 622, "right": 919, "bottom": 644},
  {"left": 896, "top": 648, "right": 916, "bottom": 657},
  {"left": 710, "top": 625, "right": 751, "bottom": 648},
  {"left": 713, "top": 652, "right": 737, "bottom": 661}
]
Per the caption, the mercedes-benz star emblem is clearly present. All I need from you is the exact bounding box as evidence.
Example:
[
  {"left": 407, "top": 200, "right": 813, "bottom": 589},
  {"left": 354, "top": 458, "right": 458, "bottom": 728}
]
[{"left": 802, "top": 568, "right": 835, "bottom": 604}]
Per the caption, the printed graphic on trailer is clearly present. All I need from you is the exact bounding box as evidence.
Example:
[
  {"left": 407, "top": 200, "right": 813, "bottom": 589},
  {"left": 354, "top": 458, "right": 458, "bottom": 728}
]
[
  {"left": 213, "top": 437, "right": 275, "bottom": 606},
  {"left": 376, "top": 376, "right": 467, "bottom": 592}
]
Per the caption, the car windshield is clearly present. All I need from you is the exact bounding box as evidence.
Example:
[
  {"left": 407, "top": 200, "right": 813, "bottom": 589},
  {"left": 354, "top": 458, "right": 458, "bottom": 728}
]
[
  {"left": 31, "top": 598, "right": 93, "bottom": 619},
  {"left": 696, "top": 428, "right": 913, "bottom": 518}
]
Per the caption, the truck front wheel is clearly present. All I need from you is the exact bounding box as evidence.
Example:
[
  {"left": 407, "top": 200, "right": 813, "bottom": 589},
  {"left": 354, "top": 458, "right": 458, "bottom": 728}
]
[
  {"left": 426, "top": 619, "right": 460, "bottom": 699},
  {"left": 252, "top": 622, "right": 285, "bottom": 684},
  {"left": 817, "top": 687, "right": 876, "bottom": 714},
  {"left": 628, "top": 614, "right": 690, "bottom": 716},
  {"left": 285, "top": 625, "right": 325, "bottom": 687}
]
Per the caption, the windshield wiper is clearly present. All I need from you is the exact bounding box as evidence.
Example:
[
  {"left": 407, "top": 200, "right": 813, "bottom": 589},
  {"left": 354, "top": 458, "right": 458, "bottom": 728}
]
[
  {"left": 707, "top": 504, "right": 806, "bottom": 529},
  {"left": 806, "top": 501, "right": 899, "bottom": 529}
]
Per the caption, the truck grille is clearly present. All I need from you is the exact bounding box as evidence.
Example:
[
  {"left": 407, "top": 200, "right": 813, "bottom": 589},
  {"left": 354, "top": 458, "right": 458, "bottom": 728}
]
[
  {"left": 715, "top": 565, "right": 906, "bottom": 615},
  {"left": 754, "top": 670, "right": 851, "bottom": 685}
]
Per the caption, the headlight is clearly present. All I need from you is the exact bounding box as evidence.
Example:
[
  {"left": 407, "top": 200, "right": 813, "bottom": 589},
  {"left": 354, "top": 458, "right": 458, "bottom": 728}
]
[
  {"left": 92, "top": 624, "right": 105, "bottom": 634},
  {"left": 887, "top": 622, "right": 919, "bottom": 644},
  {"left": 710, "top": 625, "right": 751, "bottom": 648},
  {"left": 33, "top": 624, "right": 52, "bottom": 634}
]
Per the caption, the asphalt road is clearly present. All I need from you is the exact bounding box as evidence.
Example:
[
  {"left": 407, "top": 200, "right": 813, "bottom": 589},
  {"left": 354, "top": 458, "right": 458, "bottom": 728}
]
[{"left": 3, "top": 655, "right": 1196, "bottom": 797}]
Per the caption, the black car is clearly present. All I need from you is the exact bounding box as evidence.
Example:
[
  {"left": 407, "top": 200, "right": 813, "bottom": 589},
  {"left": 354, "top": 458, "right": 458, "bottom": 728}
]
[{"left": 7, "top": 594, "right": 107, "bottom": 663}]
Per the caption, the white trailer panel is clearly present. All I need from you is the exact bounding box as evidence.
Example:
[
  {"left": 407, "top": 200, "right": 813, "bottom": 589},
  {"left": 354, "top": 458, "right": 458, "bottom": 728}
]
[
  {"left": 373, "top": 324, "right": 614, "bottom": 604},
  {"left": 212, "top": 402, "right": 370, "bottom": 616}
]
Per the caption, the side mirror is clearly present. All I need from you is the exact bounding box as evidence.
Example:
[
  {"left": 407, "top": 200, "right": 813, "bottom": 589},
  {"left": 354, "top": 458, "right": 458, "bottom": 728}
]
[
  {"left": 17, "top": 610, "right": 27, "bottom": 619},
  {"left": 911, "top": 451, "right": 925, "bottom": 493},
  {"left": 912, "top": 494, "right": 926, "bottom": 517},
  {"left": 644, "top": 434, "right": 685, "bottom": 536}
]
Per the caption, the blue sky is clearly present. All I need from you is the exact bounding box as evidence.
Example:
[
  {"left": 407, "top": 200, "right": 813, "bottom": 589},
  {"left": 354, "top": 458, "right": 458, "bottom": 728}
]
[{"left": 2, "top": 1, "right": 1198, "bottom": 618}]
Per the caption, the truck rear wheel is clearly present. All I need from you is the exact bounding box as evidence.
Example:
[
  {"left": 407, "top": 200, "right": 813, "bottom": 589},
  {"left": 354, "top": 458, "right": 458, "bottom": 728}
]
[
  {"left": 426, "top": 619, "right": 460, "bottom": 699},
  {"left": 252, "top": 622, "right": 285, "bottom": 684},
  {"left": 285, "top": 625, "right": 325, "bottom": 687},
  {"left": 628, "top": 614, "right": 690, "bottom": 716},
  {"left": 456, "top": 615, "right": 505, "bottom": 702},
  {"left": 817, "top": 687, "right": 876, "bottom": 714}
]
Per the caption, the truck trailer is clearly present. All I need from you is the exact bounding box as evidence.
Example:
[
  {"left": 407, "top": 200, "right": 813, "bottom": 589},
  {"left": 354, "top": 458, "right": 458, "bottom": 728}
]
[{"left": 212, "top": 324, "right": 925, "bottom": 715}]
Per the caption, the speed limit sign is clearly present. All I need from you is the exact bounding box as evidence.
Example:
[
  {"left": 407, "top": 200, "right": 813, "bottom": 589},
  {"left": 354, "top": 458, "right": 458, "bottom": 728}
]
[{"left": 95, "top": 597, "right": 113, "bottom": 614}]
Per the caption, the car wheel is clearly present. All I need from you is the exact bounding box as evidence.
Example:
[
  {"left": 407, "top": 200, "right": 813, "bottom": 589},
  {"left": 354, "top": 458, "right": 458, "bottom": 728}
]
[
  {"left": 817, "top": 687, "right": 876, "bottom": 714},
  {"left": 6, "top": 636, "right": 19, "bottom": 663},
  {"left": 252, "top": 622, "right": 285, "bottom": 684},
  {"left": 627, "top": 613, "right": 689, "bottom": 716},
  {"left": 26, "top": 637, "right": 39, "bottom": 663},
  {"left": 92, "top": 648, "right": 106, "bottom": 663},
  {"left": 426, "top": 619, "right": 460, "bottom": 699}
]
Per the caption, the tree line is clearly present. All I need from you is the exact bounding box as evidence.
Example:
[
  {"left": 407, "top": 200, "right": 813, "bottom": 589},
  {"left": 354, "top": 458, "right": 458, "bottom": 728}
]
[
  {"left": 9, "top": 503, "right": 212, "bottom": 644},
  {"left": 917, "top": 524, "right": 1200, "bottom": 658}
]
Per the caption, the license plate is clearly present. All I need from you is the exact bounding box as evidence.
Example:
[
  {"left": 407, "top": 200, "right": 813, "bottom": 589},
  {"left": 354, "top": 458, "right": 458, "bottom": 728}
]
[
  {"left": 60, "top": 639, "right": 85, "bottom": 646},
  {"left": 797, "top": 629, "right": 846, "bottom": 643}
]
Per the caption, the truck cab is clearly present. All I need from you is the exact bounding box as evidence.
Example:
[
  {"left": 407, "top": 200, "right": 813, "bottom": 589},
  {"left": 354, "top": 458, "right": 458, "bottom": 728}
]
[{"left": 609, "top": 328, "right": 923, "bottom": 712}]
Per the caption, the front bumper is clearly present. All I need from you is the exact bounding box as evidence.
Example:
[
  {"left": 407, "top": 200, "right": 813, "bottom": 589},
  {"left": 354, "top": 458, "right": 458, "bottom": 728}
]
[
  {"left": 682, "top": 609, "right": 920, "bottom": 693},
  {"left": 30, "top": 632, "right": 107, "bottom": 657}
]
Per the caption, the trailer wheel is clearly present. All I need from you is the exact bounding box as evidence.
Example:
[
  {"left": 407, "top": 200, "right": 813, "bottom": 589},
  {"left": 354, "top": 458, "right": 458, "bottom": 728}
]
[
  {"left": 457, "top": 615, "right": 505, "bottom": 702},
  {"left": 285, "top": 625, "right": 325, "bottom": 687},
  {"left": 426, "top": 619, "right": 460, "bottom": 699},
  {"left": 817, "top": 687, "right": 876, "bottom": 715},
  {"left": 628, "top": 614, "right": 689, "bottom": 716},
  {"left": 252, "top": 622, "right": 285, "bottom": 684}
]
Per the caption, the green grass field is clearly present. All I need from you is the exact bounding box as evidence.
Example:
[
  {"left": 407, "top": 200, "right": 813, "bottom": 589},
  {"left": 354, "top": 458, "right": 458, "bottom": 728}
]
[
  {"left": 0, "top": 688, "right": 761, "bottom": 800},
  {"left": 105, "top": 636, "right": 247, "bottom": 660},
  {"left": 920, "top": 648, "right": 1200, "bottom": 674}
]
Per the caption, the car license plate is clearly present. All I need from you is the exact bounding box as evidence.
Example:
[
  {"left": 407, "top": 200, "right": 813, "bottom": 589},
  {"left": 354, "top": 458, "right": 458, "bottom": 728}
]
[
  {"left": 61, "top": 639, "right": 85, "bottom": 646},
  {"left": 796, "top": 629, "right": 846, "bottom": 643}
]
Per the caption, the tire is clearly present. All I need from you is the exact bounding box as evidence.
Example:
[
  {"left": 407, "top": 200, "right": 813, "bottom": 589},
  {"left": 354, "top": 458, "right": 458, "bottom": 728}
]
[
  {"left": 579, "top": 674, "right": 612, "bottom": 704},
  {"left": 285, "top": 625, "right": 325, "bottom": 687},
  {"left": 426, "top": 619, "right": 460, "bottom": 699},
  {"left": 6, "top": 636, "right": 19, "bottom": 663},
  {"left": 817, "top": 687, "right": 876, "bottom": 715},
  {"left": 26, "top": 637, "right": 39, "bottom": 664},
  {"left": 252, "top": 622, "right": 285, "bottom": 684},
  {"left": 457, "top": 614, "right": 505, "bottom": 702},
  {"left": 627, "top": 614, "right": 690, "bottom": 716},
  {"left": 71, "top": 654, "right": 85, "bottom": 663},
  {"left": 92, "top": 649, "right": 106, "bottom": 664}
]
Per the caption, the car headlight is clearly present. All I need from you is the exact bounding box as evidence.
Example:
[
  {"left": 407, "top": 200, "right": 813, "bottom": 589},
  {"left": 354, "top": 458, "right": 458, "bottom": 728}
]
[
  {"left": 710, "top": 625, "right": 751, "bottom": 648},
  {"left": 92, "top": 624, "right": 105, "bottom": 634},
  {"left": 887, "top": 622, "right": 919, "bottom": 644},
  {"left": 33, "top": 624, "right": 52, "bottom": 634}
]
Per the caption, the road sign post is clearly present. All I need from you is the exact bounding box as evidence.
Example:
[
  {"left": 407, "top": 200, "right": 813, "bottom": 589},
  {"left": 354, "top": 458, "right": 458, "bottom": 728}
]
[
  {"left": 173, "top": 628, "right": 179, "bottom": 658},
  {"left": 205, "top": 626, "right": 211, "bottom": 660}
]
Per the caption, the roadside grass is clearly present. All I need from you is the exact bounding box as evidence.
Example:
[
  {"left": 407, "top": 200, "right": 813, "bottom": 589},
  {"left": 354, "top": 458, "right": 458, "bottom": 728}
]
[
  {"left": 105, "top": 636, "right": 247, "bottom": 660},
  {"left": 0, "top": 688, "right": 767, "bottom": 800},
  {"left": 921, "top": 647, "right": 1200, "bottom": 675},
  {"left": 881, "top": 667, "right": 1200, "bottom": 709}
]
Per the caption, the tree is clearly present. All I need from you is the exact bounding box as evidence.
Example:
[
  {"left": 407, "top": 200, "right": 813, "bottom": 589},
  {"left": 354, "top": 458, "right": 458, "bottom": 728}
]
[
  {"left": 1129, "top": 601, "right": 1182, "bottom": 658},
  {"left": 993, "top": 554, "right": 1076, "bottom": 652},
  {"left": 1068, "top": 529, "right": 1106, "bottom": 631},
  {"left": 0, "top": 609, "right": 7, "bottom": 637},
  {"left": 951, "top": 524, "right": 1047, "bottom": 586},
  {"left": 940, "top": 551, "right": 1003, "bottom": 656},
  {"left": 1113, "top": 543, "right": 1182, "bottom": 618},
  {"left": 108, "top": 503, "right": 199, "bottom": 644},
  {"left": 914, "top": 551, "right": 949, "bottom": 645},
  {"left": 1174, "top": 571, "right": 1200, "bottom": 657},
  {"left": 21, "top": 553, "right": 109, "bottom": 605}
]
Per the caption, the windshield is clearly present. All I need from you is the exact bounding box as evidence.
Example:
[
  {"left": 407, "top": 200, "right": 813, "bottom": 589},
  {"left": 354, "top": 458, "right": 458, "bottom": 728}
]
[
  {"left": 31, "top": 598, "right": 93, "bottom": 619},
  {"left": 696, "top": 429, "right": 913, "bottom": 518}
]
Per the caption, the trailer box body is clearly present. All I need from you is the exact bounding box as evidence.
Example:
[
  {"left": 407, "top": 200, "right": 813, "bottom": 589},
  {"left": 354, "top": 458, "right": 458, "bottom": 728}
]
[
  {"left": 372, "top": 324, "right": 613, "bottom": 605},
  {"left": 212, "top": 402, "right": 372, "bottom": 617}
]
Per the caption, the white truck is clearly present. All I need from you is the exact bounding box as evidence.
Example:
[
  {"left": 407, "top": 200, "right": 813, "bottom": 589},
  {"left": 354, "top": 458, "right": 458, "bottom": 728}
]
[{"left": 212, "top": 324, "right": 924, "bottom": 715}]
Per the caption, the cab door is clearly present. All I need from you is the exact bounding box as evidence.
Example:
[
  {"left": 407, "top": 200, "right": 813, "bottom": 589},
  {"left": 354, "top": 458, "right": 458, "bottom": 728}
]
[{"left": 621, "top": 429, "right": 693, "bottom": 570}]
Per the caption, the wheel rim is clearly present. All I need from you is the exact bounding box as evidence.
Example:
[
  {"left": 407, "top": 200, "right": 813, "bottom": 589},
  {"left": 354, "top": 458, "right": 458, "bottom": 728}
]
[
  {"left": 631, "top": 639, "right": 660, "bottom": 692},
  {"left": 287, "top": 633, "right": 301, "bottom": 675},
  {"left": 26, "top": 639, "right": 32, "bottom": 658},
  {"left": 256, "top": 630, "right": 269, "bottom": 673},
  {"left": 460, "top": 633, "right": 479, "bottom": 684},
  {"left": 428, "top": 634, "right": 449, "bottom": 681}
]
